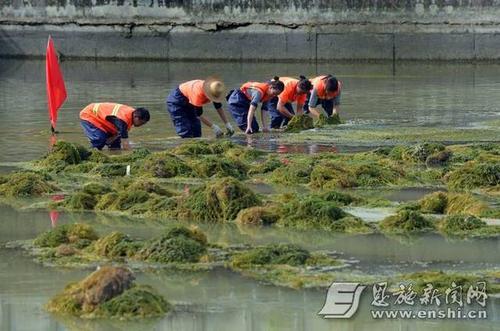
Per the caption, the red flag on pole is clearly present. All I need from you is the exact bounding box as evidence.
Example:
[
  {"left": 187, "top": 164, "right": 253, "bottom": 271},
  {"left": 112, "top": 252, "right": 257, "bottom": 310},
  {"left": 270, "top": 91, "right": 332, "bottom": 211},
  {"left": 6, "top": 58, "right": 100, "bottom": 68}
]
[{"left": 46, "top": 35, "right": 67, "bottom": 133}]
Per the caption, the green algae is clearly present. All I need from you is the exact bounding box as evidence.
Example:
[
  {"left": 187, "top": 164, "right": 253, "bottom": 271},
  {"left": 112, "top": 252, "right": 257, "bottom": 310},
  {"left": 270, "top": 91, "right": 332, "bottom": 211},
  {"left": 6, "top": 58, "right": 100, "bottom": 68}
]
[
  {"left": 139, "top": 152, "right": 192, "bottom": 178},
  {"left": 229, "top": 244, "right": 343, "bottom": 289},
  {"left": 314, "top": 113, "right": 342, "bottom": 127},
  {"left": 96, "top": 190, "right": 150, "bottom": 212},
  {"left": 419, "top": 191, "right": 448, "bottom": 214},
  {"left": 189, "top": 155, "right": 248, "bottom": 179},
  {"left": 34, "top": 223, "right": 98, "bottom": 248},
  {"left": 91, "top": 164, "right": 128, "bottom": 177},
  {"left": 269, "top": 157, "right": 315, "bottom": 185},
  {"left": 173, "top": 140, "right": 235, "bottom": 156},
  {"left": 0, "top": 171, "right": 57, "bottom": 197},
  {"left": 46, "top": 266, "right": 170, "bottom": 319},
  {"left": 110, "top": 148, "right": 151, "bottom": 163},
  {"left": 177, "top": 177, "right": 260, "bottom": 223},
  {"left": 284, "top": 114, "right": 314, "bottom": 132},
  {"left": 231, "top": 244, "right": 310, "bottom": 268},
  {"left": 36, "top": 141, "right": 83, "bottom": 172},
  {"left": 379, "top": 210, "right": 435, "bottom": 233},
  {"left": 94, "top": 285, "right": 171, "bottom": 319},
  {"left": 62, "top": 192, "right": 98, "bottom": 210},
  {"left": 317, "top": 190, "right": 359, "bottom": 206},
  {"left": 446, "top": 161, "right": 500, "bottom": 190},
  {"left": 82, "top": 182, "right": 112, "bottom": 195},
  {"left": 135, "top": 226, "right": 208, "bottom": 263},
  {"left": 248, "top": 155, "right": 283, "bottom": 175},
  {"left": 92, "top": 232, "right": 142, "bottom": 258},
  {"left": 223, "top": 147, "right": 264, "bottom": 163},
  {"left": 276, "top": 196, "right": 373, "bottom": 233},
  {"left": 113, "top": 178, "right": 173, "bottom": 197},
  {"left": 437, "top": 214, "right": 500, "bottom": 237}
]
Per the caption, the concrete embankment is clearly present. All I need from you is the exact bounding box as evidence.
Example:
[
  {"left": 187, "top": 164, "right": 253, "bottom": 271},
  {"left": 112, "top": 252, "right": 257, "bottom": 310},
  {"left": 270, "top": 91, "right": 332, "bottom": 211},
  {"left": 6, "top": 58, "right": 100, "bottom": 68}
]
[{"left": 2, "top": 0, "right": 500, "bottom": 61}]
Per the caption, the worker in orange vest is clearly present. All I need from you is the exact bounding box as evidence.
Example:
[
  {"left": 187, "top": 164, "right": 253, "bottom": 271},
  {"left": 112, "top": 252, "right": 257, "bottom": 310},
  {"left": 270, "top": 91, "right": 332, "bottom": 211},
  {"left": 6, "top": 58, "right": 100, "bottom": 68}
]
[
  {"left": 305, "top": 75, "right": 342, "bottom": 118},
  {"left": 226, "top": 77, "right": 285, "bottom": 134},
  {"left": 266, "top": 76, "right": 313, "bottom": 129},
  {"left": 79, "top": 102, "right": 150, "bottom": 150},
  {"left": 166, "top": 77, "right": 234, "bottom": 138}
]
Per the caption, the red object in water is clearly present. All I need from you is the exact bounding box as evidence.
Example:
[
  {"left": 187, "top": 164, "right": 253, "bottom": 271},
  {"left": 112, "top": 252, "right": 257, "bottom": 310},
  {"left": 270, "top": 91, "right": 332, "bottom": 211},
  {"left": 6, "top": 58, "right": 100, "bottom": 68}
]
[
  {"left": 49, "top": 210, "right": 60, "bottom": 227},
  {"left": 46, "top": 36, "right": 67, "bottom": 132}
]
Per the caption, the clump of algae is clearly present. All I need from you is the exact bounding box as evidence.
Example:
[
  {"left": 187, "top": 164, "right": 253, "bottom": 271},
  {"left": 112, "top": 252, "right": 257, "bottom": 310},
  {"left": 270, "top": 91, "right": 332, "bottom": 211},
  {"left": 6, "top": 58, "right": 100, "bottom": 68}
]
[
  {"left": 173, "top": 140, "right": 235, "bottom": 156},
  {"left": 419, "top": 191, "right": 448, "bottom": 214},
  {"left": 92, "top": 232, "right": 142, "bottom": 258},
  {"left": 135, "top": 226, "right": 207, "bottom": 263},
  {"left": 95, "top": 190, "right": 150, "bottom": 212},
  {"left": 82, "top": 182, "right": 112, "bottom": 196},
  {"left": 0, "top": 172, "right": 56, "bottom": 197},
  {"left": 189, "top": 155, "right": 248, "bottom": 179},
  {"left": 36, "top": 141, "right": 84, "bottom": 172},
  {"left": 248, "top": 155, "right": 283, "bottom": 175},
  {"left": 269, "top": 156, "right": 316, "bottom": 185},
  {"left": 446, "top": 161, "right": 500, "bottom": 190},
  {"left": 177, "top": 177, "right": 260, "bottom": 223},
  {"left": 314, "top": 113, "right": 342, "bottom": 127},
  {"left": 418, "top": 191, "right": 489, "bottom": 216},
  {"left": 46, "top": 266, "right": 170, "bottom": 319},
  {"left": 277, "top": 196, "right": 373, "bottom": 233},
  {"left": 379, "top": 210, "right": 435, "bottom": 233},
  {"left": 139, "top": 152, "right": 192, "bottom": 178},
  {"left": 438, "top": 214, "right": 487, "bottom": 233},
  {"left": 284, "top": 114, "right": 314, "bottom": 132},
  {"left": 113, "top": 178, "right": 173, "bottom": 197},
  {"left": 34, "top": 223, "right": 98, "bottom": 248},
  {"left": 62, "top": 192, "right": 99, "bottom": 210},
  {"left": 230, "top": 243, "right": 310, "bottom": 268}
]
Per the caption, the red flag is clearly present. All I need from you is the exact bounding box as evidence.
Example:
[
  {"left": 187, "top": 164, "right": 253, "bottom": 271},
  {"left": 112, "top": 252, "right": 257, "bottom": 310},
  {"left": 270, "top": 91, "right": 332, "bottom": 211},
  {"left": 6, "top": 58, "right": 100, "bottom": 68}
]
[{"left": 46, "top": 36, "right": 67, "bottom": 132}]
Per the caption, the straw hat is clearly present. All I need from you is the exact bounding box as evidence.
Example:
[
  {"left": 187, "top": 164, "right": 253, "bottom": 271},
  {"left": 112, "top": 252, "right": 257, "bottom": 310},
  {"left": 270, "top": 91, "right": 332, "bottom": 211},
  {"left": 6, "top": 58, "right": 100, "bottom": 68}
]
[{"left": 202, "top": 77, "right": 226, "bottom": 103}]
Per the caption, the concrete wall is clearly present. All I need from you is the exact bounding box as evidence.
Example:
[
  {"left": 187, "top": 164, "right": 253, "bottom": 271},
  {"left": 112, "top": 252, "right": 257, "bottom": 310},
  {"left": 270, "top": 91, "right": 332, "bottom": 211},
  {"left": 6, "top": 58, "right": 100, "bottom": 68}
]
[{"left": 2, "top": 0, "right": 500, "bottom": 61}]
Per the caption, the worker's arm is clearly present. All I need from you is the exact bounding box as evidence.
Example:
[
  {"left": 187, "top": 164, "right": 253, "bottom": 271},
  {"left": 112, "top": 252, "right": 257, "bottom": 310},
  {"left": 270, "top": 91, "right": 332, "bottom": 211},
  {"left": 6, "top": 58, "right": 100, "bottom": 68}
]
[
  {"left": 245, "top": 104, "right": 257, "bottom": 134},
  {"left": 260, "top": 106, "right": 269, "bottom": 133},
  {"left": 331, "top": 93, "right": 341, "bottom": 116},
  {"left": 277, "top": 100, "right": 294, "bottom": 119},
  {"left": 213, "top": 102, "right": 234, "bottom": 136},
  {"left": 307, "top": 89, "right": 322, "bottom": 118},
  {"left": 199, "top": 109, "right": 224, "bottom": 138},
  {"left": 245, "top": 89, "right": 263, "bottom": 134},
  {"left": 106, "top": 116, "right": 129, "bottom": 149}
]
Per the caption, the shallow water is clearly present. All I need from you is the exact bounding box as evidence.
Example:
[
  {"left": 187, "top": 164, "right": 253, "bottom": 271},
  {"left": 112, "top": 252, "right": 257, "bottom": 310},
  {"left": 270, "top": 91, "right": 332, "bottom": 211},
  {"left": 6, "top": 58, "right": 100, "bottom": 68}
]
[
  {"left": 1, "top": 60, "right": 500, "bottom": 162},
  {"left": 1, "top": 59, "right": 500, "bottom": 330},
  {"left": 1, "top": 206, "right": 500, "bottom": 330}
]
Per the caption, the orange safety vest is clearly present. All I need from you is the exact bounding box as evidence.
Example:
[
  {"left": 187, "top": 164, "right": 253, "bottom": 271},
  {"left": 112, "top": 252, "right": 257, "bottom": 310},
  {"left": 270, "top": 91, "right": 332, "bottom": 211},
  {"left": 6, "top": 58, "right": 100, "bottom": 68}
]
[
  {"left": 311, "top": 75, "right": 343, "bottom": 100},
  {"left": 179, "top": 80, "right": 210, "bottom": 107},
  {"left": 278, "top": 77, "right": 307, "bottom": 104},
  {"left": 240, "top": 82, "right": 273, "bottom": 103},
  {"left": 80, "top": 103, "right": 134, "bottom": 135}
]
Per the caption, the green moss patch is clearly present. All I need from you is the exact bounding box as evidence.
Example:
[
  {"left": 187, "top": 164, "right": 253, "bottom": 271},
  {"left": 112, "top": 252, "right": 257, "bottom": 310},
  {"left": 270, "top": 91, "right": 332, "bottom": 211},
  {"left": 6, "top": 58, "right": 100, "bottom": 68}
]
[{"left": 34, "top": 223, "right": 98, "bottom": 248}]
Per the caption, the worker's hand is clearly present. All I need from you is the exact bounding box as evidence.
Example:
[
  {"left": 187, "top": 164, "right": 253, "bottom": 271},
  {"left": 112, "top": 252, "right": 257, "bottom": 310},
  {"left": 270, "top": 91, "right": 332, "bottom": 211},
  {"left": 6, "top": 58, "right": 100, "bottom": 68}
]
[
  {"left": 245, "top": 126, "right": 253, "bottom": 134},
  {"left": 212, "top": 124, "right": 224, "bottom": 138},
  {"left": 225, "top": 122, "right": 235, "bottom": 136}
]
